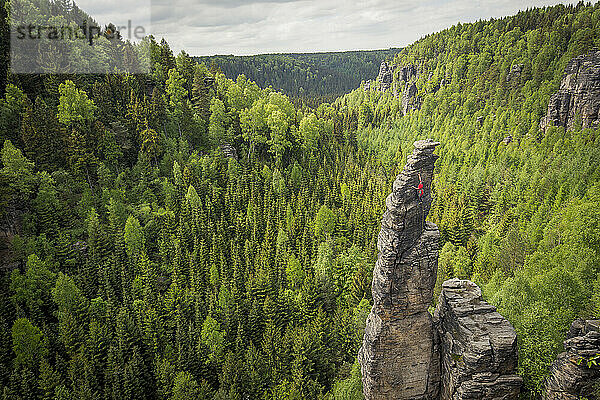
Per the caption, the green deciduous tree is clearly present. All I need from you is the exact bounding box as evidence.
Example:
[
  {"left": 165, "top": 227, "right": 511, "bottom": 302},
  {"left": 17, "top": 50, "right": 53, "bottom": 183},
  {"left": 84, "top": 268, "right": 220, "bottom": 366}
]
[
  {"left": 11, "top": 318, "right": 47, "bottom": 370},
  {"left": 10, "top": 254, "right": 56, "bottom": 324},
  {"left": 57, "top": 81, "right": 97, "bottom": 126}
]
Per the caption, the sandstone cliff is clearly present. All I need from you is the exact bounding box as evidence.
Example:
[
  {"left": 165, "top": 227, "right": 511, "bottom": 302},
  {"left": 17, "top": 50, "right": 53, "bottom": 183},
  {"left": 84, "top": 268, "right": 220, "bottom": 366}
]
[
  {"left": 434, "top": 279, "right": 522, "bottom": 400},
  {"left": 398, "top": 63, "right": 421, "bottom": 114},
  {"left": 377, "top": 61, "right": 394, "bottom": 92},
  {"left": 363, "top": 61, "right": 421, "bottom": 113},
  {"left": 398, "top": 64, "right": 418, "bottom": 83},
  {"left": 540, "top": 50, "right": 600, "bottom": 132},
  {"left": 358, "top": 139, "right": 441, "bottom": 399},
  {"left": 544, "top": 319, "right": 600, "bottom": 400},
  {"left": 402, "top": 81, "right": 420, "bottom": 115}
]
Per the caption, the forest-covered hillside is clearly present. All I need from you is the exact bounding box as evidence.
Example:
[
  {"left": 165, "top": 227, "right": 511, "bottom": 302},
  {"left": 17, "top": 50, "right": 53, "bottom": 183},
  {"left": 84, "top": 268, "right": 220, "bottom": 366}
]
[
  {"left": 0, "top": 1, "right": 386, "bottom": 399},
  {"left": 195, "top": 49, "right": 400, "bottom": 100},
  {"left": 1, "top": 0, "right": 600, "bottom": 399}
]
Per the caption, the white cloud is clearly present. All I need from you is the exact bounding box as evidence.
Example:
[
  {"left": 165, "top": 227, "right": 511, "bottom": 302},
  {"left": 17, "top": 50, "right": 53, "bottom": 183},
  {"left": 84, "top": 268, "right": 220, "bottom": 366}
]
[{"left": 73, "top": 0, "right": 582, "bottom": 55}]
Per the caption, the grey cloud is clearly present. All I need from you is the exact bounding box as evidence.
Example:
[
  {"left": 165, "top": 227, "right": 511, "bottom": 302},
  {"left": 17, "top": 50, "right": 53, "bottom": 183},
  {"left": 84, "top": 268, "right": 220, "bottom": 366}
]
[
  {"left": 76, "top": 0, "right": 581, "bottom": 56},
  {"left": 191, "top": 0, "right": 305, "bottom": 8}
]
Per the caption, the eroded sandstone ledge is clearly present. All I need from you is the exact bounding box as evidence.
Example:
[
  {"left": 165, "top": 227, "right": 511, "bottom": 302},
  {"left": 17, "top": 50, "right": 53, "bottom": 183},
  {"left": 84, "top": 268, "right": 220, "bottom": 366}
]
[
  {"left": 541, "top": 50, "right": 600, "bottom": 132},
  {"left": 434, "top": 279, "right": 522, "bottom": 400},
  {"left": 544, "top": 319, "right": 600, "bottom": 400},
  {"left": 358, "top": 139, "right": 441, "bottom": 399}
]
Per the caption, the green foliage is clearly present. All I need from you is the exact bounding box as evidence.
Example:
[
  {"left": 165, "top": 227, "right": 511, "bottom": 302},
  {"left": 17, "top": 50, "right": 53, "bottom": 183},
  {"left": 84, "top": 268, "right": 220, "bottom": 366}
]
[
  {"left": 576, "top": 352, "right": 600, "bottom": 369},
  {"left": 331, "top": 362, "right": 363, "bottom": 400},
  {"left": 286, "top": 254, "right": 305, "bottom": 290},
  {"left": 57, "top": 81, "right": 97, "bottom": 126},
  {"left": 170, "top": 371, "right": 206, "bottom": 400},
  {"left": 140, "top": 125, "right": 162, "bottom": 162},
  {"left": 10, "top": 254, "right": 56, "bottom": 323},
  {"left": 0, "top": 84, "right": 27, "bottom": 145},
  {"left": 124, "top": 215, "right": 144, "bottom": 258},
  {"left": 334, "top": 2, "right": 600, "bottom": 395},
  {"left": 201, "top": 315, "right": 225, "bottom": 360},
  {"left": 299, "top": 113, "right": 323, "bottom": 151},
  {"left": 52, "top": 273, "right": 88, "bottom": 355},
  {"left": 208, "top": 97, "right": 229, "bottom": 144},
  {"left": 11, "top": 318, "right": 47, "bottom": 369},
  {"left": 1, "top": 139, "right": 35, "bottom": 194}
]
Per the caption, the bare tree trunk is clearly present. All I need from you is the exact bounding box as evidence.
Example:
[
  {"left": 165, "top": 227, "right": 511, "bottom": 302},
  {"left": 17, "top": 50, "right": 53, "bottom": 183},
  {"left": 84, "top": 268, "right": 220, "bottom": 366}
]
[{"left": 85, "top": 165, "right": 93, "bottom": 191}]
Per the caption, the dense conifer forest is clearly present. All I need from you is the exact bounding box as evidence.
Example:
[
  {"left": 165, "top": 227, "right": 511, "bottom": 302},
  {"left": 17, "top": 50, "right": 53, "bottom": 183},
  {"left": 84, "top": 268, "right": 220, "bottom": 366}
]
[
  {"left": 195, "top": 49, "right": 400, "bottom": 100},
  {"left": 1, "top": 0, "right": 600, "bottom": 399}
]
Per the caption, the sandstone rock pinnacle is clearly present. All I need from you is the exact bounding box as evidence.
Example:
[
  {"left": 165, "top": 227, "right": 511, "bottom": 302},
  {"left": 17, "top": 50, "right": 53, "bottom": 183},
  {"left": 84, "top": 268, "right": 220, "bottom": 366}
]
[
  {"left": 544, "top": 319, "right": 600, "bottom": 400},
  {"left": 377, "top": 61, "right": 394, "bottom": 92},
  {"left": 358, "top": 139, "right": 441, "bottom": 400}
]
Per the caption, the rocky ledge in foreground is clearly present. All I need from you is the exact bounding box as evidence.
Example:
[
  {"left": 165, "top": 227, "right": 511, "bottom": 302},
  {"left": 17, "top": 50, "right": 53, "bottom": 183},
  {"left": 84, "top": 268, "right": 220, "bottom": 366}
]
[
  {"left": 434, "top": 279, "right": 522, "bottom": 400},
  {"left": 358, "top": 139, "right": 441, "bottom": 399},
  {"left": 544, "top": 319, "right": 600, "bottom": 400}
]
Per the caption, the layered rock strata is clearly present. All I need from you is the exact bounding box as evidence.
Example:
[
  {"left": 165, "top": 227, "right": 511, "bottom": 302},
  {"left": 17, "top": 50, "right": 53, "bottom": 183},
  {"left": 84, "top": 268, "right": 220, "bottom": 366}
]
[
  {"left": 434, "top": 279, "right": 522, "bottom": 400},
  {"left": 506, "top": 63, "right": 524, "bottom": 82},
  {"left": 399, "top": 64, "right": 418, "bottom": 83},
  {"left": 358, "top": 139, "right": 441, "bottom": 400},
  {"left": 377, "top": 61, "right": 394, "bottom": 91},
  {"left": 402, "top": 81, "right": 421, "bottom": 115},
  {"left": 545, "top": 319, "right": 600, "bottom": 400}
]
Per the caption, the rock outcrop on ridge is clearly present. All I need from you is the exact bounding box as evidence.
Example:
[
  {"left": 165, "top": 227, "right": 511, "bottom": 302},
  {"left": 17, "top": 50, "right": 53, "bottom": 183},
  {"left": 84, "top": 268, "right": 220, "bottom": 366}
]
[
  {"left": 398, "top": 64, "right": 418, "bottom": 83},
  {"left": 544, "top": 319, "right": 600, "bottom": 400},
  {"left": 358, "top": 139, "right": 442, "bottom": 400},
  {"left": 402, "top": 81, "right": 421, "bottom": 115},
  {"left": 363, "top": 61, "right": 421, "bottom": 112},
  {"left": 377, "top": 61, "right": 394, "bottom": 92},
  {"left": 434, "top": 279, "right": 522, "bottom": 400},
  {"left": 540, "top": 50, "right": 600, "bottom": 132},
  {"left": 358, "top": 140, "right": 523, "bottom": 400},
  {"left": 506, "top": 63, "right": 524, "bottom": 82}
]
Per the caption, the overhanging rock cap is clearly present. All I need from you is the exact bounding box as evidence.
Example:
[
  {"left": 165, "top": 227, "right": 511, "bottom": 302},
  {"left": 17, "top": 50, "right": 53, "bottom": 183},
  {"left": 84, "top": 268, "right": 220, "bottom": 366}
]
[{"left": 414, "top": 139, "right": 441, "bottom": 151}]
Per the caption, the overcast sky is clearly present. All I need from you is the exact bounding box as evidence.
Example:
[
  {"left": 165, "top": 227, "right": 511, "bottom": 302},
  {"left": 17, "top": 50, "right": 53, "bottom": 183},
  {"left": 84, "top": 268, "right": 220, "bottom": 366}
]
[{"left": 75, "top": 0, "right": 581, "bottom": 56}]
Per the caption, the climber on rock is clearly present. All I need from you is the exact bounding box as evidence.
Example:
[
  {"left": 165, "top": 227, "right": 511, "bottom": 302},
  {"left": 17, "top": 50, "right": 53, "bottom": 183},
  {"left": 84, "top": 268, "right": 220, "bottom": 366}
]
[{"left": 414, "top": 173, "right": 424, "bottom": 201}]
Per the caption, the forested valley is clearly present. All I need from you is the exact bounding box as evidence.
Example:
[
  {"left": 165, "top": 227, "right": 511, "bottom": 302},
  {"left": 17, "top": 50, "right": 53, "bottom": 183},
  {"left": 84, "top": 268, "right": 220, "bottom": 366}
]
[
  {"left": 195, "top": 49, "right": 400, "bottom": 102},
  {"left": 1, "top": 1, "right": 600, "bottom": 399}
]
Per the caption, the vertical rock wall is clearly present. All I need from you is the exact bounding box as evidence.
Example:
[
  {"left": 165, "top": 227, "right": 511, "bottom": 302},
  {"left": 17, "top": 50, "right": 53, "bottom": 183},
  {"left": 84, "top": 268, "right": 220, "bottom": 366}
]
[
  {"left": 358, "top": 139, "right": 441, "bottom": 400},
  {"left": 377, "top": 61, "right": 394, "bottom": 92}
]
